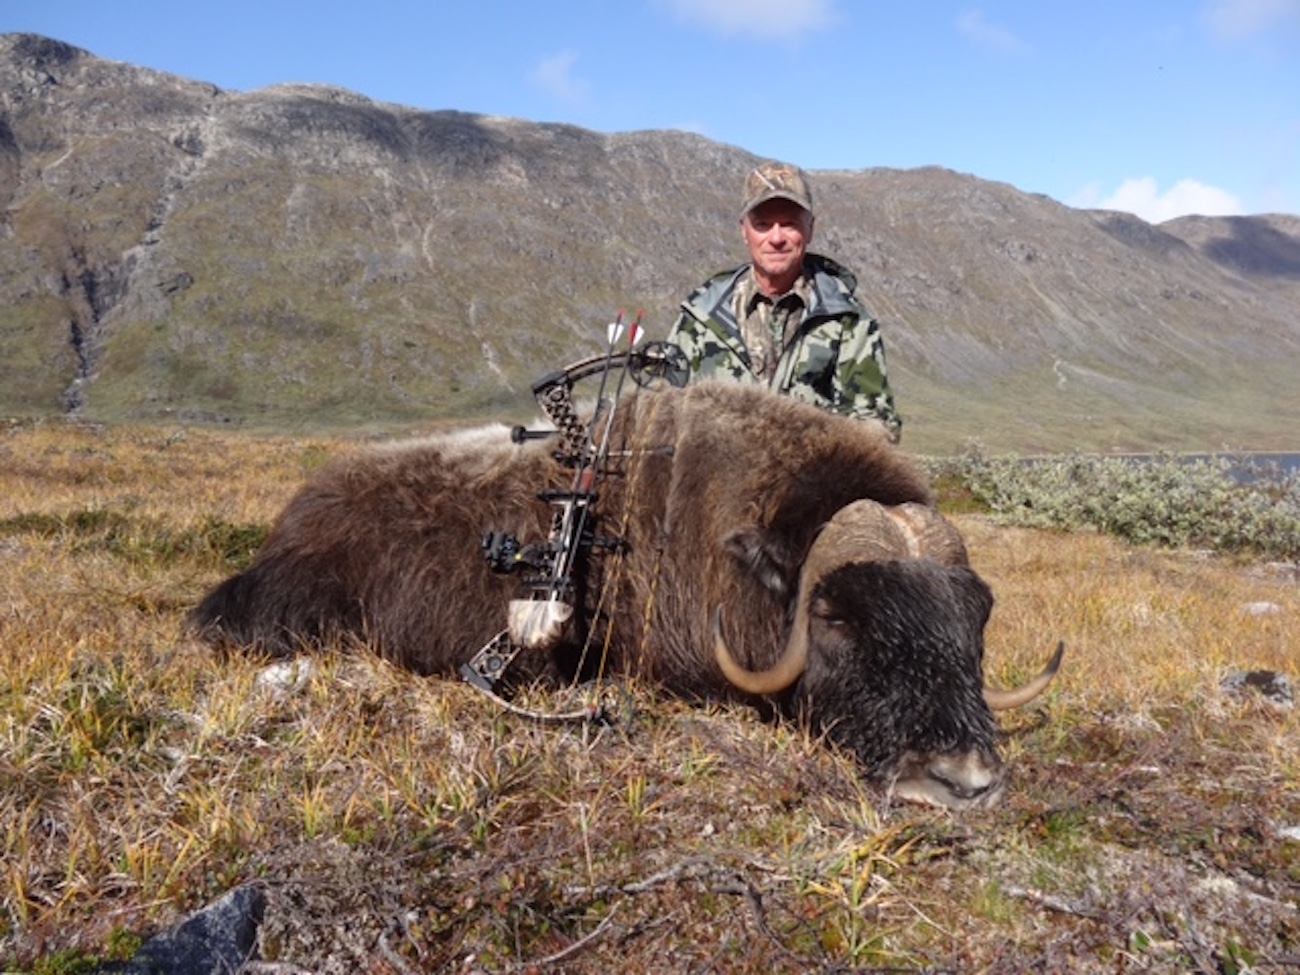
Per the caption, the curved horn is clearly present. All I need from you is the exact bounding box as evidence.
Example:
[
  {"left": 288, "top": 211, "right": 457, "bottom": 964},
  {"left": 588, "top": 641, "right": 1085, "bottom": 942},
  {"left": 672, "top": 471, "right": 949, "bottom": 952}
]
[
  {"left": 713, "top": 605, "right": 809, "bottom": 696},
  {"left": 984, "top": 641, "right": 1065, "bottom": 710},
  {"left": 886, "top": 503, "right": 969, "bottom": 566},
  {"left": 713, "top": 499, "right": 906, "bottom": 698}
]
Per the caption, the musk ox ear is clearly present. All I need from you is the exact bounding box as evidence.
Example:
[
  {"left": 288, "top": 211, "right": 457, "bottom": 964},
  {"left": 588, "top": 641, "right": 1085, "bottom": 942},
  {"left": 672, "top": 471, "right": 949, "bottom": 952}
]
[{"left": 723, "top": 527, "right": 798, "bottom": 598}]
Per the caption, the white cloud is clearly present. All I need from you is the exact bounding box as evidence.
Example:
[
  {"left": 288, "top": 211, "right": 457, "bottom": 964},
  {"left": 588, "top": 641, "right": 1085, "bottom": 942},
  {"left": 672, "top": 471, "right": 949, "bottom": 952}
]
[
  {"left": 1083, "top": 177, "right": 1245, "bottom": 223},
  {"left": 955, "top": 9, "right": 1026, "bottom": 54},
  {"left": 656, "top": 0, "right": 834, "bottom": 41},
  {"left": 531, "top": 50, "right": 589, "bottom": 103},
  {"left": 1202, "top": 0, "right": 1300, "bottom": 40}
]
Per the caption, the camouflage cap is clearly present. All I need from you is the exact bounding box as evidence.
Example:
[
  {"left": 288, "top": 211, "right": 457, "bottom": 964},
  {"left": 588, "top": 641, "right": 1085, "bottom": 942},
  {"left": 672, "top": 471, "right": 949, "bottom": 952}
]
[{"left": 741, "top": 161, "right": 814, "bottom": 218}]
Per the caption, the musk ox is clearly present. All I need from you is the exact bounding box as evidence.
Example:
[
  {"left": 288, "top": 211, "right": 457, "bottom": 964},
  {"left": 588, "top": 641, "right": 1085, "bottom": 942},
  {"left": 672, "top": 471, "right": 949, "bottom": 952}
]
[{"left": 189, "top": 381, "right": 1060, "bottom": 809}]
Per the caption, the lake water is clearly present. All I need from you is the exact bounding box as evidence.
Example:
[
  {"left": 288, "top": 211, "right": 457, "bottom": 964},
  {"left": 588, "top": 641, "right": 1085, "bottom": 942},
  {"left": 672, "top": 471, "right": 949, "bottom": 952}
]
[{"left": 1122, "top": 452, "right": 1300, "bottom": 482}]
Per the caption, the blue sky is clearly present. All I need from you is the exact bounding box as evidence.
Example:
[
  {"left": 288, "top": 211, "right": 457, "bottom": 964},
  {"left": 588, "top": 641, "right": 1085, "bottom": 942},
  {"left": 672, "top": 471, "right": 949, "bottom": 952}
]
[{"left": 9, "top": 0, "right": 1299, "bottom": 221}]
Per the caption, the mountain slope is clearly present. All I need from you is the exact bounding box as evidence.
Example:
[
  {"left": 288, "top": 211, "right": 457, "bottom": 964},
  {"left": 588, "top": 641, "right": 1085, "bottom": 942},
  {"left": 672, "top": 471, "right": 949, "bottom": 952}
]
[{"left": 2, "top": 33, "right": 1297, "bottom": 453}]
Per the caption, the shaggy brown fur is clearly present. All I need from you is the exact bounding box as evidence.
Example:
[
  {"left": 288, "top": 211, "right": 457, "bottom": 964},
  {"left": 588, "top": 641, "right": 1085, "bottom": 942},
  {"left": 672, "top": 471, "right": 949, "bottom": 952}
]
[{"left": 189, "top": 381, "right": 931, "bottom": 697}]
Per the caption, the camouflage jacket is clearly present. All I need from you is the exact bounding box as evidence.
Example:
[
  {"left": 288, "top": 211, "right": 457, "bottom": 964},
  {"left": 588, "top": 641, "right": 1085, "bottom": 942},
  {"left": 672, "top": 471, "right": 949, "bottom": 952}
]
[{"left": 666, "top": 253, "right": 902, "bottom": 441}]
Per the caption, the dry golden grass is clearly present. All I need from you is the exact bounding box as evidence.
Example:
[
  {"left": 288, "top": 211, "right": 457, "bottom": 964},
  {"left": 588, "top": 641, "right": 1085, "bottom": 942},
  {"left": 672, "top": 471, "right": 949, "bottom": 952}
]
[{"left": 1, "top": 421, "right": 1298, "bottom": 973}]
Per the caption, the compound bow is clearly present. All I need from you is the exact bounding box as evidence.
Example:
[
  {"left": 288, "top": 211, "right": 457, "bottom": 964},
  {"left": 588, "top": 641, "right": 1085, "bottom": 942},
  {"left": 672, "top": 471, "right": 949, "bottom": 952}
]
[{"left": 459, "top": 319, "right": 687, "bottom": 697}]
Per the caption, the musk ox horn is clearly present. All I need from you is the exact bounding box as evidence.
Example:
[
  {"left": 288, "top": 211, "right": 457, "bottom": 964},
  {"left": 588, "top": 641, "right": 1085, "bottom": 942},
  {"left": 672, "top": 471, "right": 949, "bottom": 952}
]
[
  {"left": 885, "top": 502, "right": 969, "bottom": 565},
  {"left": 983, "top": 641, "right": 1065, "bottom": 710},
  {"left": 714, "top": 499, "right": 913, "bottom": 697},
  {"left": 713, "top": 605, "right": 809, "bottom": 696}
]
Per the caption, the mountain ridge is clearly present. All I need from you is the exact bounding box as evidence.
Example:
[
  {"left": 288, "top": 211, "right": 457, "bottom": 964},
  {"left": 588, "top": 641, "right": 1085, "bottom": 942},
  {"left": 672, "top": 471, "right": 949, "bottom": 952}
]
[{"left": 2, "top": 32, "right": 1297, "bottom": 453}]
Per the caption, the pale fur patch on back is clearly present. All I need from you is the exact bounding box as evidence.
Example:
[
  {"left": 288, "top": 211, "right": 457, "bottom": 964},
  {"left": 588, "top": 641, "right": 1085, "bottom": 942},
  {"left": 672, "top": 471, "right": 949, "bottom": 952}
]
[{"left": 369, "top": 423, "right": 519, "bottom": 463}]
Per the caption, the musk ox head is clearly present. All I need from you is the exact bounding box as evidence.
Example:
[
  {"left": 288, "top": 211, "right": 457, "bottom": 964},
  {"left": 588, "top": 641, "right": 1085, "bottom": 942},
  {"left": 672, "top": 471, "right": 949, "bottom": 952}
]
[{"left": 715, "top": 500, "right": 1061, "bottom": 810}]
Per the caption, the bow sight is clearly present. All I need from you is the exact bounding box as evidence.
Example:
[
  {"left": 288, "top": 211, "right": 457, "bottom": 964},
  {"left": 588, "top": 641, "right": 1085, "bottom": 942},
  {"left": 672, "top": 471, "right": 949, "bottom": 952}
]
[
  {"left": 459, "top": 325, "right": 687, "bottom": 695},
  {"left": 522, "top": 338, "right": 689, "bottom": 463}
]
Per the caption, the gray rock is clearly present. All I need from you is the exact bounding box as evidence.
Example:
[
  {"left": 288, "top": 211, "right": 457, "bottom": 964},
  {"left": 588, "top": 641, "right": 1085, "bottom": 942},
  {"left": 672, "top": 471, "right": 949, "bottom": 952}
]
[
  {"left": 1242, "top": 601, "right": 1283, "bottom": 617},
  {"left": 1220, "top": 669, "right": 1294, "bottom": 708},
  {"left": 95, "top": 885, "right": 265, "bottom": 974}
]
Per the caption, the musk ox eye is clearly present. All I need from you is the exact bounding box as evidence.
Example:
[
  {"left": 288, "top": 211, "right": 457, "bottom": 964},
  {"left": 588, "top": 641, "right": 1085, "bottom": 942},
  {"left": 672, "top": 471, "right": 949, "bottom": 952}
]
[{"left": 809, "top": 596, "right": 846, "bottom": 627}]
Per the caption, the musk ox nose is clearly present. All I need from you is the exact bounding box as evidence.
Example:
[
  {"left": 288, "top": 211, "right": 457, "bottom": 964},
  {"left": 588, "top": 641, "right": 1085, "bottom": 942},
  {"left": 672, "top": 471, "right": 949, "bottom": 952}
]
[{"left": 890, "top": 749, "right": 1007, "bottom": 810}]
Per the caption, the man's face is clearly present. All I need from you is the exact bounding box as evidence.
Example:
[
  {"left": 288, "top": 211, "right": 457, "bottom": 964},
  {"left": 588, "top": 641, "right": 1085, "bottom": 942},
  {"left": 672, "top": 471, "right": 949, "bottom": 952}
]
[{"left": 742, "top": 199, "right": 814, "bottom": 292}]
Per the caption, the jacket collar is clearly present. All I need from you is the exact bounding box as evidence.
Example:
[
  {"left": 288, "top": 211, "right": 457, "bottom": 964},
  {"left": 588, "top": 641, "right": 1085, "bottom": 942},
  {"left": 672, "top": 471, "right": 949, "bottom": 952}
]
[{"left": 685, "top": 252, "right": 860, "bottom": 334}]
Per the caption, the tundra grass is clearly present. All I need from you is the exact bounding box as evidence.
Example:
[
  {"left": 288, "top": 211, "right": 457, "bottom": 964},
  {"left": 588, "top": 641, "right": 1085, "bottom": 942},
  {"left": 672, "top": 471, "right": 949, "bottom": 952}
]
[{"left": 1, "top": 420, "right": 1298, "bottom": 973}]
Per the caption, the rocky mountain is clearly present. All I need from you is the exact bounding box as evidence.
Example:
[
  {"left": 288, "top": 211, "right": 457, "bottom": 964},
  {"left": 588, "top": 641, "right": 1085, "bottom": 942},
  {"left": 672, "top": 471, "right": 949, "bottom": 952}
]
[{"left": 2, "top": 32, "right": 1297, "bottom": 454}]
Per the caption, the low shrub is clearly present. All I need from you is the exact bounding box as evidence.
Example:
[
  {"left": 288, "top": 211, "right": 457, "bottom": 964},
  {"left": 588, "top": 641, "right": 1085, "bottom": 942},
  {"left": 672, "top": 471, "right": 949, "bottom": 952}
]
[{"left": 928, "top": 448, "right": 1300, "bottom": 560}]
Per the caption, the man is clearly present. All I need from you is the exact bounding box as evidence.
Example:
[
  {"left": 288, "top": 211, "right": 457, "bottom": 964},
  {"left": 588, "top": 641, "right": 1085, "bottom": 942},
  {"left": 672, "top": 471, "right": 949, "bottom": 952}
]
[{"left": 667, "top": 161, "right": 901, "bottom": 442}]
